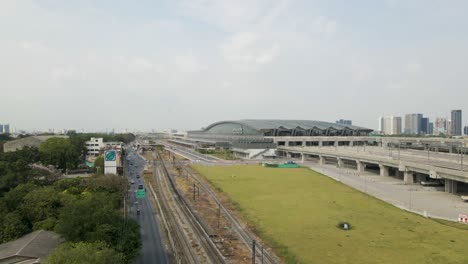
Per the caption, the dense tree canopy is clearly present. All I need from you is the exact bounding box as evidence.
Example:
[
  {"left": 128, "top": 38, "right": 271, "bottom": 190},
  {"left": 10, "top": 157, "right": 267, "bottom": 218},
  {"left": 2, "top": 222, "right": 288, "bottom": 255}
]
[
  {"left": 0, "top": 174, "right": 140, "bottom": 263},
  {"left": 45, "top": 241, "right": 125, "bottom": 264},
  {"left": 39, "top": 138, "right": 79, "bottom": 170},
  {"left": 0, "top": 135, "right": 140, "bottom": 263}
]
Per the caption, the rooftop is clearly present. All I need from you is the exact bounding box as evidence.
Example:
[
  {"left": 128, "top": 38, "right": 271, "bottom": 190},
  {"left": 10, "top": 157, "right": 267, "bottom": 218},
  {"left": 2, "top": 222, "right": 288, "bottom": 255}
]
[{"left": 0, "top": 230, "right": 61, "bottom": 263}]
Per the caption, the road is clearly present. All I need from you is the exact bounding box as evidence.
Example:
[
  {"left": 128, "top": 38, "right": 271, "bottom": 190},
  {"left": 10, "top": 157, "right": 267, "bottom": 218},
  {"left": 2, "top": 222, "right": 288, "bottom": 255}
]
[{"left": 126, "top": 148, "right": 169, "bottom": 264}]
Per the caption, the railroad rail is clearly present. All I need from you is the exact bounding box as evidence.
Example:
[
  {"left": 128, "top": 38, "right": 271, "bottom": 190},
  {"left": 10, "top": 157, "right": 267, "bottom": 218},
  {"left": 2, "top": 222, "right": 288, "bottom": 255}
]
[
  {"left": 182, "top": 167, "right": 280, "bottom": 264},
  {"left": 154, "top": 151, "right": 226, "bottom": 264}
]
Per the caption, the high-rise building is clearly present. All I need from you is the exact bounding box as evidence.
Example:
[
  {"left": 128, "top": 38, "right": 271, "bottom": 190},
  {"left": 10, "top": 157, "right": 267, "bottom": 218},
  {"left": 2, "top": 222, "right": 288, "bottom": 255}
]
[
  {"left": 434, "top": 118, "right": 447, "bottom": 135},
  {"left": 404, "top": 113, "right": 422, "bottom": 134},
  {"left": 380, "top": 116, "right": 402, "bottom": 135},
  {"left": 428, "top": 122, "right": 434, "bottom": 135},
  {"left": 0, "top": 124, "right": 3, "bottom": 134},
  {"left": 4, "top": 124, "right": 10, "bottom": 134},
  {"left": 447, "top": 120, "right": 453, "bottom": 135},
  {"left": 378, "top": 117, "right": 385, "bottom": 134},
  {"left": 464, "top": 126, "right": 468, "bottom": 136},
  {"left": 451, "top": 110, "right": 462, "bottom": 136},
  {"left": 421, "top": 117, "right": 429, "bottom": 134},
  {"left": 336, "top": 119, "right": 352, "bottom": 126}
]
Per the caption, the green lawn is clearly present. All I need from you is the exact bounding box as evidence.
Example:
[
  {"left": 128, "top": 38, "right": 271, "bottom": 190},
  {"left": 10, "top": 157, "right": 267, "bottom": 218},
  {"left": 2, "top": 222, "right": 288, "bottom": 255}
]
[{"left": 192, "top": 165, "right": 468, "bottom": 264}]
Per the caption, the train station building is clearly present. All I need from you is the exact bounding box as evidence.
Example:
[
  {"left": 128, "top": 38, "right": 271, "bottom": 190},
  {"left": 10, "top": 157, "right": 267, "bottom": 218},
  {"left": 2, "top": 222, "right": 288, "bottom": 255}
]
[{"left": 170, "top": 119, "right": 373, "bottom": 159}]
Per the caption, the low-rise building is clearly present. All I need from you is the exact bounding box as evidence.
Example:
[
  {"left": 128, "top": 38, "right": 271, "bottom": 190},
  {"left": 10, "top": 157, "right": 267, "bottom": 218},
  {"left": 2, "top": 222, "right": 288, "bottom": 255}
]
[
  {"left": 0, "top": 230, "right": 61, "bottom": 263},
  {"left": 3, "top": 135, "right": 69, "bottom": 152},
  {"left": 85, "top": 137, "right": 104, "bottom": 156}
]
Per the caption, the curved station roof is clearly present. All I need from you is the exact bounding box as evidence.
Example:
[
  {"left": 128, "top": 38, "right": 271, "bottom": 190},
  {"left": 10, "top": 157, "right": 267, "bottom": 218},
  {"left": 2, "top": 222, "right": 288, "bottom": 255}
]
[{"left": 190, "top": 119, "right": 372, "bottom": 137}]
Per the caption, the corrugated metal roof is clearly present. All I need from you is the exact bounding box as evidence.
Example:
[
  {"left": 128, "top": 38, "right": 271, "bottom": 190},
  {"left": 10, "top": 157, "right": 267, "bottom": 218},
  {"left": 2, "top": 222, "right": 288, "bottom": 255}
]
[{"left": 236, "top": 119, "right": 370, "bottom": 130}]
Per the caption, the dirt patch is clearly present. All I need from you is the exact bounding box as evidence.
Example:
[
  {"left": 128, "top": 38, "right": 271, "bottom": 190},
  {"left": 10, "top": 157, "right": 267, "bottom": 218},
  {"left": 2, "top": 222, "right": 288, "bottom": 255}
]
[{"left": 161, "top": 153, "right": 253, "bottom": 263}]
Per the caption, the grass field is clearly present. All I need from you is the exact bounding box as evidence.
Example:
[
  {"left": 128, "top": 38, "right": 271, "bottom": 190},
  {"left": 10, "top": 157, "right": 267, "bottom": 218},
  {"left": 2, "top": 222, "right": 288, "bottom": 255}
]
[{"left": 192, "top": 165, "right": 468, "bottom": 264}]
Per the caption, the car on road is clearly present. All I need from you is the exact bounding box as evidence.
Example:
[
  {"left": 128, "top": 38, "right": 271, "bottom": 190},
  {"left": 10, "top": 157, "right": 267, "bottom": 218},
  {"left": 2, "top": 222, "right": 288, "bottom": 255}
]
[
  {"left": 130, "top": 180, "right": 135, "bottom": 184},
  {"left": 138, "top": 184, "right": 144, "bottom": 190},
  {"left": 136, "top": 174, "right": 140, "bottom": 178}
]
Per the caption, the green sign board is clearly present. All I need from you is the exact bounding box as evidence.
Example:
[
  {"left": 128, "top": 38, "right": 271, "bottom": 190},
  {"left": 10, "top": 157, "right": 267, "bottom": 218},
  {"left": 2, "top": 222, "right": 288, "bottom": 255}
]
[
  {"left": 105, "top": 151, "right": 116, "bottom": 161},
  {"left": 135, "top": 189, "right": 145, "bottom": 199}
]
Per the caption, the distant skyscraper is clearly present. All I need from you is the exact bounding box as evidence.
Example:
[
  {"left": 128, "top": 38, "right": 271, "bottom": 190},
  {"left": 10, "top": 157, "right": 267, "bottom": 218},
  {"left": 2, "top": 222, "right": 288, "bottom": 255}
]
[
  {"left": 0, "top": 124, "right": 3, "bottom": 134},
  {"left": 4, "top": 124, "right": 10, "bottom": 134},
  {"left": 380, "top": 116, "right": 401, "bottom": 135},
  {"left": 447, "top": 120, "right": 453, "bottom": 135},
  {"left": 451, "top": 110, "right": 462, "bottom": 136},
  {"left": 428, "top": 122, "right": 434, "bottom": 135},
  {"left": 404, "top": 113, "right": 422, "bottom": 134},
  {"left": 434, "top": 118, "right": 447, "bottom": 135},
  {"left": 336, "top": 119, "right": 352, "bottom": 126},
  {"left": 378, "top": 117, "right": 385, "bottom": 134},
  {"left": 464, "top": 126, "right": 468, "bottom": 136},
  {"left": 421, "top": 117, "right": 429, "bottom": 134}
]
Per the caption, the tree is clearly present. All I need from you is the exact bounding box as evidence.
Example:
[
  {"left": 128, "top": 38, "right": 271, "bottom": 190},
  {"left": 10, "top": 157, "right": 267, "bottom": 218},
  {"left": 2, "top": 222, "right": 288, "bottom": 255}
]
[
  {"left": 20, "top": 186, "right": 62, "bottom": 228},
  {"left": 45, "top": 241, "right": 125, "bottom": 264},
  {"left": 39, "top": 138, "right": 79, "bottom": 170},
  {"left": 94, "top": 155, "right": 104, "bottom": 174},
  {"left": 55, "top": 192, "right": 120, "bottom": 242},
  {"left": 2, "top": 183, "right": 37, "bottom": 211},
  {"left": 0, "top": 212, "right": 30, "bottom": 243}
]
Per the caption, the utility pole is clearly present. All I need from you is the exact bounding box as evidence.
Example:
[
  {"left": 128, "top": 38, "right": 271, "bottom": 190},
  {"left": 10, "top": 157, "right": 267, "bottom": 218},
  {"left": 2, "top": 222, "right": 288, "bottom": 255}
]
[
  {"left": 193, "top": 183, "right": 196, "bottom": 201},
  {"left": 252, "top": 240, "right": 256, "bottom": 264},
  {"left": 261, "top": 245, "right": 264, "bottom": 264},
  {"left": 217, "top": 201, "right": 221, "bottom": 229}
]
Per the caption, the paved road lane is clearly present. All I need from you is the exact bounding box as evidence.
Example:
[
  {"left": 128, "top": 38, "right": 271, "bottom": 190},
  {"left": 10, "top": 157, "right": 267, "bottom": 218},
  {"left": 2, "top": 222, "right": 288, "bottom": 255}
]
[{"left": 126, "top": 148, "right": 169, "bottom": 264}]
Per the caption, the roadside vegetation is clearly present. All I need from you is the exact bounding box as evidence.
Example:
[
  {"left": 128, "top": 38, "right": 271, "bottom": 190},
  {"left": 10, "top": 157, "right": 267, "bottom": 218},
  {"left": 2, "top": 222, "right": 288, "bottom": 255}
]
[
  {"left": 0, "top": 136, "right": 140, "bottom": 263},
  {"left": 193, "top": 165, "right": 468, "bottom": 264},
  {"left": 197, "top": 149, "right": 238, "bottom": 160}
]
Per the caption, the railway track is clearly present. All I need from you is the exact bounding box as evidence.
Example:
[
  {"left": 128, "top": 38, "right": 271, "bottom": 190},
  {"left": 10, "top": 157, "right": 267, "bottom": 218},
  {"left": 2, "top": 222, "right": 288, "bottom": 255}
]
[
  {"left": 182, "top": 167, "right": 280, "bottom": 264},
  {"left": 153, "top": 151, "right": 226, "bottom": 264}
]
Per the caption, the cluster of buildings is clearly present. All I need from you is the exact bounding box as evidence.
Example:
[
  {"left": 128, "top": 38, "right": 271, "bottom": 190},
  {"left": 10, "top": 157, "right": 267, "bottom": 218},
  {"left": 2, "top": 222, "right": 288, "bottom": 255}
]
[
  {"left": 379, "top": 110, "right": 466, "bottom": 136},
  {"left": 85, "top": 137, "right": 123, "bottom": 157},
  {"left": 85, "top": 137, "right": 124, "bottom": 175},
  {"left": 335, "top": 119, "right": 352, "bottom": 126},
  {"left": 0, "top": 123, "right": 10, "bottom": 134}
]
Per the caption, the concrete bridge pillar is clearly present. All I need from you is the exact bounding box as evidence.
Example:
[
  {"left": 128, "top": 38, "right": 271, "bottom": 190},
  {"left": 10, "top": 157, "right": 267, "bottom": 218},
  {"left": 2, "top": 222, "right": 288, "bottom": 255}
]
[
  {"left": 445, "top": 179, "right": 458, "bottom": 194},
  {"left": 337, "top": 158, "right": 344, "bottom": 168},
  {"left": 356, "top": 161, "right": 365, "bottom": 172},
  {"left": 319, "top": 155, "right": 325, "bottom": 165},
  {"left": 379, "top": 164, "right": 389, "bottom": 177},
  {"left": 286, "top": 152, "right": 291, "bottom": 158},
  {"left": 301, "top": 153, "right": 305, "bottom": 163},
  {"left": 404, "top": 171, "right": 415, "bottom": 184},
  {"left": 349, "top": 141, "right": 354, "bottom": 147},
  {"left": 319, "top": 141, "right": 323, "bottom": 147}
]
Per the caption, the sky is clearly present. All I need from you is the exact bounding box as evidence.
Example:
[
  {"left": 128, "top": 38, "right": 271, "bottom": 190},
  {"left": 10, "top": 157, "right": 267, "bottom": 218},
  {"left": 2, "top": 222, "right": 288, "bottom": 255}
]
[{"left": 1, "top": 0, "right": 468, "bottom": 132}]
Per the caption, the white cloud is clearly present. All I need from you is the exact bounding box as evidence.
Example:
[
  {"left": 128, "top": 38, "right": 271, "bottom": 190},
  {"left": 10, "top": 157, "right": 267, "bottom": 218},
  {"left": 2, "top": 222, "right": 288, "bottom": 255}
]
[
  {"left": 405, "top": 62, "right": 422, "bottom": 73},
  {"left": 50, "top": 67, "right": 82, "bottom": 81},
  {"left": 173, "top": 54, "right": 203, "bottom": 73},
  {"left": 312, "top": 16, "right": 337, "bottom": 35},
  {"left": 221, "top": 32, "right": 280, "bottom": 70},
  {"left": 351, "top": 63, "right": 375, "bottom": 82}
]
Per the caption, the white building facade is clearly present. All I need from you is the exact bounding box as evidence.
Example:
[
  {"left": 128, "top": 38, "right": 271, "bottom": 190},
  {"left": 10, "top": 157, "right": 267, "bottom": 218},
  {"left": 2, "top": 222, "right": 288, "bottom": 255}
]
[
  {"left": 85, "top": 137, "right": 104, "bottom": 156},
  {"left": 379, "top": 116, "right": 402, "bottom": 135}
]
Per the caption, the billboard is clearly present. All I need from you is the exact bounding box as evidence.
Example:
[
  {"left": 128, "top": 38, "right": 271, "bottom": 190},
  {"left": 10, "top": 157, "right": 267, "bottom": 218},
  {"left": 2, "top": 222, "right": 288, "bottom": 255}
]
[
  {"left": 105, "top": 150, "right": 117, "bottom": 165},
  {"left": 104, "top": 150, "right": 117, "bottom": 174}
]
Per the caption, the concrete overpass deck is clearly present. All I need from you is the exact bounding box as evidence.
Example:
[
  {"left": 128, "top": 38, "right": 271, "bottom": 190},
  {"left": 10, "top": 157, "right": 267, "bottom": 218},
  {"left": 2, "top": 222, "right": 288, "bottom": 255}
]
[{"left": 279, "top": 146, "right": 468, "bottom": 194}]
